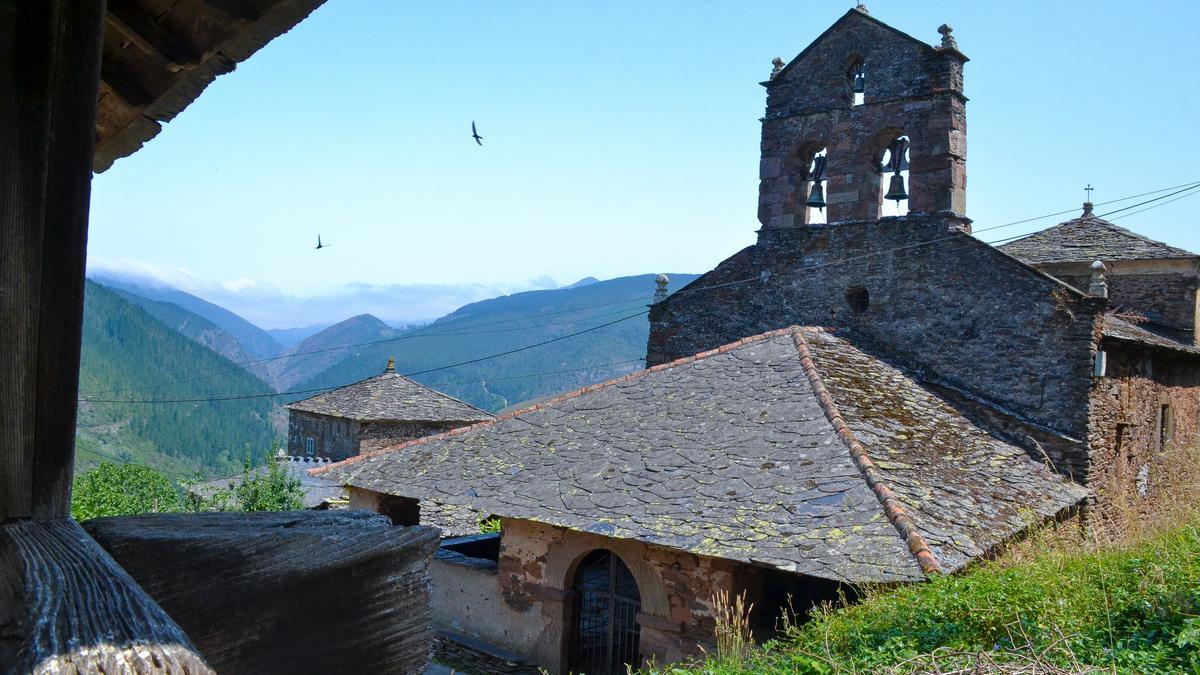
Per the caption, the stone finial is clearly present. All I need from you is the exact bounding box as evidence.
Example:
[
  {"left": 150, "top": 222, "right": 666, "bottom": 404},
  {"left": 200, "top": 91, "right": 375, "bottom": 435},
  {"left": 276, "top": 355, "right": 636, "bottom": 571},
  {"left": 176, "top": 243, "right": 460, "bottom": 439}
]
[
  {"left": 937, "top": 24, "right": 957, "bottom": 50},
  {"left": 385, "top": 357, "right": 395, "bottom": 373},
  {"left": 1089, "top": 260, "right": 1109, "bottom": 299},
  {"left": 1082, "top": 201, "right": 1094, "bottom": 217},
  {"left": 770, "top": 57, "right": 785, "bottom": 80},
  {"left": 275, "top": 447, "right": 287, "bottom": 461},
  {"left": 854, "top": 3, "right": 869, "bottom": 14},
  {"left": 654, "top": 274, "right": 670, "bottom": 304}
]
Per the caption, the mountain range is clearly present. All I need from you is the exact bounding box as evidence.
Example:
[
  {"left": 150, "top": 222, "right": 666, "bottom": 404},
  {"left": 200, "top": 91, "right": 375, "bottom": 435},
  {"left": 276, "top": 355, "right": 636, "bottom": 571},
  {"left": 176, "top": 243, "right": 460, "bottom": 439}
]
[{"left": 77, "top": 272, "right": 698, "bottom": 477}]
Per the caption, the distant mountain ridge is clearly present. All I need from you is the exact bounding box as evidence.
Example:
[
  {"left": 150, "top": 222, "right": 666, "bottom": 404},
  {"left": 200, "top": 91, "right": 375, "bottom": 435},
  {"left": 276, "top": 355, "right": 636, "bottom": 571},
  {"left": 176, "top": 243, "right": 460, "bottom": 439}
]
[
  {"left": 267, "top": 324, "right": 332, "bottom": 348},
  {"left": 267, "top": 314, "right": 402, "bottom": 391},
  {"left": 90, "top": 272, "right": 283, "bottom": 361},
  {"left": 290, "top": 273, "right": 700, "bottom": 411}
]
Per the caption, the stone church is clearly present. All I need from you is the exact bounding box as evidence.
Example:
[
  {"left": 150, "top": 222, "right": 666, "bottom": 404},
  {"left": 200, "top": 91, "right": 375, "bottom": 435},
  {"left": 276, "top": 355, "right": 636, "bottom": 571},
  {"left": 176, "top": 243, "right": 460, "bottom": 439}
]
[
  {"left": 318, "top": 7, "right": 1199, "bottom": 674},
  {"left": 648, "top": 8, "right": 1200, "bottom": 516}
]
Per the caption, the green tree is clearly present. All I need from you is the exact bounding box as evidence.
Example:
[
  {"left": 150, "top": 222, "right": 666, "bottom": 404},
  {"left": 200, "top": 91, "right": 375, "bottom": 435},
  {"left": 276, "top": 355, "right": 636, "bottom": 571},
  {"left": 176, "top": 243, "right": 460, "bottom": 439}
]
[
  {"left": 71, "top": 462, "right": 184, "bottom": 521},
  {"left": 222, "top": 446, "right": 306, "bottom": 512}
]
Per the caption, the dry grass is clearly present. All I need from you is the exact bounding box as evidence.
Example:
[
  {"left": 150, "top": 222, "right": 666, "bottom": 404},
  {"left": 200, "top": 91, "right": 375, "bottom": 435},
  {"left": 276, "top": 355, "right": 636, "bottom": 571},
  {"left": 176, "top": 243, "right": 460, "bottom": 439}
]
[{"left": 708, "top": 590, "right": 754, "bottom": 667}]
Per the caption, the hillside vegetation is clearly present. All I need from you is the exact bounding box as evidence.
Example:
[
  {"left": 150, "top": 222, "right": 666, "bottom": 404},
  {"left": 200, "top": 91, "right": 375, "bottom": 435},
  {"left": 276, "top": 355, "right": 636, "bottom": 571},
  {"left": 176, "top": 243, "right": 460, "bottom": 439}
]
[
  {"left": 91, "top": 272, "right": 282, "bottom": 360},
  {"left": 290, "top": 273, "right": 699, "bottom": 411},
  {"left": 77, "top": 281, "right": 280, "bottom": 477}
]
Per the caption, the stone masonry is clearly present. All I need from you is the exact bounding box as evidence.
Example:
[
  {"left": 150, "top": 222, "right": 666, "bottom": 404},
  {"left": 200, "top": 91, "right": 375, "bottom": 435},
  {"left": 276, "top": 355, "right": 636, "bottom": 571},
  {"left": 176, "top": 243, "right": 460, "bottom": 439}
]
[{"left": 759, "top": 8, "right": 967, "bottom": 227}]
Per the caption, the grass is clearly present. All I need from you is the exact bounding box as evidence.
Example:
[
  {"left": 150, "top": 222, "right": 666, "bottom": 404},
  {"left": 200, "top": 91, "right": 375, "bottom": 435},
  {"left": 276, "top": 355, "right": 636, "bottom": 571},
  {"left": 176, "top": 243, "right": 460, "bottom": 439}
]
[{"left": 650, "top": 450, "right": 1200, "bottom": 675}]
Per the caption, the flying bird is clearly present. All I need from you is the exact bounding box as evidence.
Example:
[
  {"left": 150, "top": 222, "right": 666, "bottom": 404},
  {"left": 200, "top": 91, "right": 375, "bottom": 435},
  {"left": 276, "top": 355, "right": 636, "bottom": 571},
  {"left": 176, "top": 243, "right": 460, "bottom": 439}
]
[
  {"left": 315, "top": 234, "right": 328, "bottom": 250},
  {"left": 471, "top": 121, "right": 483, "bottom": 146}
]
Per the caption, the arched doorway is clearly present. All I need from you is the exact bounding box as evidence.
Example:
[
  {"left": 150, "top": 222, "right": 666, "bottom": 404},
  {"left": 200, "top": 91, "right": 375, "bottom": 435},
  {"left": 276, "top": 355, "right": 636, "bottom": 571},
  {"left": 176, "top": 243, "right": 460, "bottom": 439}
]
[{"left": 569, "top": 550, "right": 642, "bottom": 674}]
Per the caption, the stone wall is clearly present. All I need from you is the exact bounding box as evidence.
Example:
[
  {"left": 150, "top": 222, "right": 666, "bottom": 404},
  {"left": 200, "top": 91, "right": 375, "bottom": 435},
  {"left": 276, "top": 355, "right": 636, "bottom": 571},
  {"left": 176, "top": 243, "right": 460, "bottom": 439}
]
[
  {"left": 648, "top": 216, "right": 1104, "bottom": 448},
  {"left": 287, "top": 410, "right": 360, "bottom": 461},
  {"left": 760, "top": 10, "right": 966, "bottom": 225},
  {"left": 1040, "top": 259, "right": 1199, "bottom": 341},
  {"left": 287, "top": 413, "right": 471, "bottom": 461},
  {"left": 430, "top": 545, "right": 536, "bottom": 659},
  {"left": 1087, "top": 342, "right": 1200, "bottom": 516},
  {"left": 491, "top": 518, "right": 737, "bottom": 674},
  {"left": 359, "top": 420, "right": 464, "bottom": 454}
]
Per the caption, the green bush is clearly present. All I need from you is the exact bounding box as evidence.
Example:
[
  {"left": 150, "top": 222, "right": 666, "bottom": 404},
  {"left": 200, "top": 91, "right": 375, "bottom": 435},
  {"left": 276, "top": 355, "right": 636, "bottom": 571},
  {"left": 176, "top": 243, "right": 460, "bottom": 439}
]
[
  {"left": 74, "top": 444, "right": 307, "bottom": 519},
  {"left": 71, "top": 462, "right": 184, "bottom": 521},
  {"left": 653, "top": 517, "right": 1200, "bottom": 674}
]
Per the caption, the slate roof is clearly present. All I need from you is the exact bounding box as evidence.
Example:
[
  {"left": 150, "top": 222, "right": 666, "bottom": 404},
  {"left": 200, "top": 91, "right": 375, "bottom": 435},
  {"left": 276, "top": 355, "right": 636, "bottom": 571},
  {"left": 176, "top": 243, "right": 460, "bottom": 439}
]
[
  {"left": 1000, "top": 205, "right": 1197, "bottom": 265},
  {"left": 191, "top": 456, "right": 344, "bottom": 509},
  {"left": 286, "top": 364, "right": 493, "bottom": 423},
  {"left": 318, "top": 328, "right": 1086, "bottom": 583},
  {"left": 1103, "top": 315, "right": 1200, "bottom": 356}
]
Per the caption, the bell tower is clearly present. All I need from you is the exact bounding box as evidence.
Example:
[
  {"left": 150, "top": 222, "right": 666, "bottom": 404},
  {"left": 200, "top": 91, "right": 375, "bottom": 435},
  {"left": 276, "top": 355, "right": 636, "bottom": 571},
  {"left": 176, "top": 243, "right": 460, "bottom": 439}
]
[{"left": 757, "top": 7, "right": 968, "bottom": 228}]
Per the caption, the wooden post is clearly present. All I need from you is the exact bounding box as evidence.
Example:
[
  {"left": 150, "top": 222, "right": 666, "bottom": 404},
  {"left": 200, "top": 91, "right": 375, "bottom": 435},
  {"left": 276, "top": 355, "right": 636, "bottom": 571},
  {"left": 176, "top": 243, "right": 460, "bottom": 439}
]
[{"left": 0, "top": 0, "right": 105, "bottom": 520}]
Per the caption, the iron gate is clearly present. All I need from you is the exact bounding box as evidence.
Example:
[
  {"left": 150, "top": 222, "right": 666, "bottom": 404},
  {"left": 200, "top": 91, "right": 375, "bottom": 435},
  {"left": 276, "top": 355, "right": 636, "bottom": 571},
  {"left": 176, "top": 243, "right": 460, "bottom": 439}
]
[{"left": 570, "top": 550, "right": 641, "bottom": 674}]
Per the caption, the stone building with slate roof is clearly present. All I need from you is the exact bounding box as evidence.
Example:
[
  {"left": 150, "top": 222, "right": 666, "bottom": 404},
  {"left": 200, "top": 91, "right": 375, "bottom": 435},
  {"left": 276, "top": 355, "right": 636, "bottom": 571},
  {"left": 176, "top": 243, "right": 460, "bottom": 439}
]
[
  {"left": 1000, "top": 203, "right": 1200, "bottom": 344},
  {"left": 317, "top": 8, "right": 1193, "bottom": 673},
  {"left": 317, "top": 327, "right": 1086, "bottom": 672},
  {"left": 648, "top": 7, "right": 1200, "bottom": 521},
  {"left": 285, "top": 358, "right": 493, "bottom": 461}
]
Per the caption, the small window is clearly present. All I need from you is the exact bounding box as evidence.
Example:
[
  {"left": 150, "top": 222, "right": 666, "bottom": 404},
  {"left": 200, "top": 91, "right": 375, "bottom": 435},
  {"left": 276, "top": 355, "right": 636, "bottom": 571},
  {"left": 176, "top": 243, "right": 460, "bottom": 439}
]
[
  {"left": 1158, "top": 404, "right": 1173, "bottom": 452},
  {"left": 846, "top": 286, "right": 870, "bottom": 313},
  {"left": 305, "top": 437, "right": 315, "bottom": 456}
]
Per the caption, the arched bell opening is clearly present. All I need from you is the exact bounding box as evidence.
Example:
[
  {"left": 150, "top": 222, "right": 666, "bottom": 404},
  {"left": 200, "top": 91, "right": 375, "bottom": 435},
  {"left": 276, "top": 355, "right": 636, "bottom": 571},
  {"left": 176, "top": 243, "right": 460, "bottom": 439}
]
[
  {"left": 846, "top": 55, "right": 866, "bottom": 107},
  {"left": 877, "top": 134, "right": 910, "bottom": 216},
  {"left": 568, "top": 549, "right": 642, "bottom": 674},
  {"left": 788, "top": 144, "right": 829, "bottom": 226}
]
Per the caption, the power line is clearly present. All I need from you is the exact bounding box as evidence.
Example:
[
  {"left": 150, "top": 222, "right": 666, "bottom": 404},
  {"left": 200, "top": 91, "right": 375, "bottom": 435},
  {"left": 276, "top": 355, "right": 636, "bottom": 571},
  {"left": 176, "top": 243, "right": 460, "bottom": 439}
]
[
  {"left": 80, "top": 301, "right": 655, "bottom": 396},
  {"left": 1096, "top": 182, "right": 1200, "bottom": 219},
  {"left": 81, "top": 310, "right": 651, "bottom": 404},
  {"left": 82, "top": 180, "right": 1200, "bottom": 404},
  {"left": 1107, "top": 185, "right": 1200, "bottom": 222}
]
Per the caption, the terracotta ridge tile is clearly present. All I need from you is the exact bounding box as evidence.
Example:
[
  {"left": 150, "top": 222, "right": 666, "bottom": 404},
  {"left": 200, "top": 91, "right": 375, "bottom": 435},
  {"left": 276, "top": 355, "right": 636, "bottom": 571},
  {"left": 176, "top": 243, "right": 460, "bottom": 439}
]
[
  {"left": 314, "top": 325, "right": 807, "bottom": 477},
  {"left": 791, "top": 328, "right": 941, "bottom": 576}
]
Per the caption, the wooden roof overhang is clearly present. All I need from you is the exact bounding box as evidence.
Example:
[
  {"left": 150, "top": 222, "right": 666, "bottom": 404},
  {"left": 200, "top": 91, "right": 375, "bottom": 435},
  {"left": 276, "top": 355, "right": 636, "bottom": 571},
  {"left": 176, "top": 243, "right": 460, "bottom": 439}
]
[
  {"left": 95, "top": 0, "right": 327, "bottom": 172},
  {"left": 3, "top": 3, "right": 441, "bottom": 671}
]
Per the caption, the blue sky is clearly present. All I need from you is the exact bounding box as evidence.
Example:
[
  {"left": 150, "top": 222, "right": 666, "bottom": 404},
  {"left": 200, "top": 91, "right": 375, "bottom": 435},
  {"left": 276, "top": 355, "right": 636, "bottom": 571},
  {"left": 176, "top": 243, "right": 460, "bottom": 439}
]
[{"left": 87, "top": 1, "right": 1200, "bottom": 327}]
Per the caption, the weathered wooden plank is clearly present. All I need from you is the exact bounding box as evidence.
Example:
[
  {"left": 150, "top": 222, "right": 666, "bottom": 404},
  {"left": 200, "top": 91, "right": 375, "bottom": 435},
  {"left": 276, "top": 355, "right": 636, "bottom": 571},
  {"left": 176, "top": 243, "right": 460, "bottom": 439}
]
[
  {"left": 0, "top": 0, "right": 105, "bottom": 521},
  {"left": 85, "top": 510, "right": 440, "bottom": 675},
  {"left": 0, "top": 518, "right": 214, "bottom": 673}
]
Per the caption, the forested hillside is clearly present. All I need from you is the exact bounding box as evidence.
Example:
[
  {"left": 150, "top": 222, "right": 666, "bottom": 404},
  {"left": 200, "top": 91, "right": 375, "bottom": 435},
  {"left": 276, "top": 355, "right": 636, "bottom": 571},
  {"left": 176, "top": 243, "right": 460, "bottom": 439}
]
[
  {"left": 91, "top": 272, "right": 282, "bottom": 360},
  {"left": 290, "top": 274, "right": 699, "bottom": 411},
  {"left": 108, "top": 288, "right": 273, "bottom": 385},
  {"left": 76, "top": 281, "right": 281, "bottom": 477}
]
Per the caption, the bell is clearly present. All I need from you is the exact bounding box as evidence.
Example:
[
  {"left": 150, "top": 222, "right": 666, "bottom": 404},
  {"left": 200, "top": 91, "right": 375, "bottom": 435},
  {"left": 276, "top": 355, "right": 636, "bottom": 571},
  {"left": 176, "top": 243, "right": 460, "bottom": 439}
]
[
  {"left": 885, "top": 173, "right": 908, "bottom": 202},
  {"left": 852, "top": 64, "right": 865, "bottom": 94},
  {"left": 805, "top": 181, "right": 826, "bottom": 210}
]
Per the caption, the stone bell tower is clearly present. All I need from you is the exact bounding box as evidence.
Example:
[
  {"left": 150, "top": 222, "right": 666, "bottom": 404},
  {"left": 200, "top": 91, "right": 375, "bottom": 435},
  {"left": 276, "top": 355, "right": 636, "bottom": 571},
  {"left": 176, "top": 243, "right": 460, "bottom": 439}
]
[{"left": 757, "top": 6, "right": 968, "bottom": 228}]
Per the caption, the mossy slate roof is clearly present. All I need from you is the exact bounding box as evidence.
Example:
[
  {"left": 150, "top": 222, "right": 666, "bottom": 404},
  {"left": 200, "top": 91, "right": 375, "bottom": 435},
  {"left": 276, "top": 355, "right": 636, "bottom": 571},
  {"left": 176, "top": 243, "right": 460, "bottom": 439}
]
[
  {"left": 1000, "top": 210, "right": 1197, "bottom": 265},
  {"left": 318, "top": 328, "right": 1087, "bottom": 583},
  {"left": 286, "top": 371, "right": 493, "bottom": 423}
]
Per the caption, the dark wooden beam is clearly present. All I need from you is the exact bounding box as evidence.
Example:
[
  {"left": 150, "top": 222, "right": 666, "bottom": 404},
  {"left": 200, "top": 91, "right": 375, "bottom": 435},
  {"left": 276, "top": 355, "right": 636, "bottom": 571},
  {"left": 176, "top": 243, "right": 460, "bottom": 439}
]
[
  {"left": 105, "top": 2, "right": 203, "bottom": 70},
  {"left": 196, "top": 0, "right": 261, "bottom": 22},
  {"left": 0, "top": 0, "right": 106, "bottom": 520},
  {"left": 101, "top": 60, "right": 155, "bottom": 108},
  {"left": 85, "top": 511, "right": 440, "bottom": 674},
  {"left": 0, "top": 518, "right": 214, "bottom": 672}
]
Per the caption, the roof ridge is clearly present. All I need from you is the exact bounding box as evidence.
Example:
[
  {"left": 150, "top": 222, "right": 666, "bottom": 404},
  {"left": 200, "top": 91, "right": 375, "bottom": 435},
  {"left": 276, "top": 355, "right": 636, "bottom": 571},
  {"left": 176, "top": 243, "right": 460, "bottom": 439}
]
[
  {"left": 790, "top": 328, "right": 941, "bottom": 576},
  {"left": 285, "top": 371, "right": 389, "bottom": 409},
  {"left": 389, "top": 371, "right": 495, "bottom": 418},
  {"left": 314, "top": 326, "right": 805, "bottom": 477}
]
